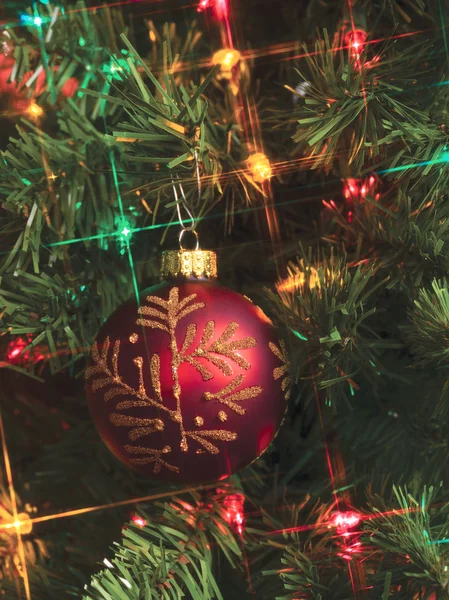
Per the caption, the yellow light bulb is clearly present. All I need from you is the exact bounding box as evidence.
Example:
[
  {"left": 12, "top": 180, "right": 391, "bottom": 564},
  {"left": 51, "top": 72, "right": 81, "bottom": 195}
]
[
  {"left": 26, "top": 102, "right": 44, "bottom": 120},
  {"left": 212, "top": 48, "right": 241, "bottom": 80},
  {"left": 276, "top": 259, "right": 344, "bottom": 300},
  {"left": 247, "top": 152, "right": 272, "bottom": 183},
  {"left": 3, "top": 513, "right": 33, "bottom": 535}
]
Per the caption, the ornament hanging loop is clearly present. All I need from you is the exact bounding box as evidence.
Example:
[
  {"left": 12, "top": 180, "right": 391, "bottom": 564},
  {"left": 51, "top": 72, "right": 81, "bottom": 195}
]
[
  {"left": 173, "top": 179, "right": 196, "bottom": 232},
  {"left": 179, "top": 228, "right": 200, "bottom": 251},
  {"left": 173, "top": 149, "right": 202, "bottom": 249}
]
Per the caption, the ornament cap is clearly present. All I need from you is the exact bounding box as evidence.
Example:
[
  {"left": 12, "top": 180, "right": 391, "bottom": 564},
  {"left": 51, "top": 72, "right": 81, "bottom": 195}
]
[{"left": 161, "top": 249, "right": 218, "bottom": 279}]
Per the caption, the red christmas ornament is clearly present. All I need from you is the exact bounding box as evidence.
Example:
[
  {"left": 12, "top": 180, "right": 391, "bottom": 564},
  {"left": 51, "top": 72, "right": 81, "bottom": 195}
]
[{"left": 86, "top": 249, "right": 290, "bottom": 483}]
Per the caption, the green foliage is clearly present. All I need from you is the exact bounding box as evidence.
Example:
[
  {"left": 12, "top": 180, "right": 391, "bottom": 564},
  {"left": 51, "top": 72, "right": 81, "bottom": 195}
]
[
  {"left": 82, "top": 32, "right": 223, "bottom": 208},
  {"left": 83, "top": 492, "right": 242, "bottom": 600},
  {"left": 2, "top": 1, "right": 449, "bottom": 599},
  {"left": 266, "top": 249, "right": 392, "bottom": 406},
  {"left": 322, "top": 191, "right": 449, "bottom": 289},
  {"left": 366, "top": 485, "right": 449, "bottom": 598},
  {"left": 290, "top": 30, "right": 431, "bottom": 175},
  {"left": 404, "top": 278, "right": 449, "bottom": 368},
  {"left": 11, "top": 1, "right": 127, "bottom": 114}
]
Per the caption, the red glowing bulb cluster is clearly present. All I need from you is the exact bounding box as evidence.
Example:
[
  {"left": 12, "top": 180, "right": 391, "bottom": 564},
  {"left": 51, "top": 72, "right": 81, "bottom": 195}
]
[
  {"left": 346, "top": 29, "right": 368, "bottom": 52},
  {"left": 344, "top": 176, "right": 378, "bottom": 201},
  {"left": 6, "top": 335, "right": 44, "bottom": 366},
  {"left": 329, "top": 510, "right": 361, "bottom": 534},
  {"left": 344, "top": 28, "right": 368, "bottom": 69},
  {"left": 197, "top": 0, "right": 212, "bottom": 11},
  {"left": 223, "top": 493, "right": 245, "bottom": 536},
  {"left": 131, "top": 515, "right": 147, "bottom": 528},
  {"left": 197, "top": 0, "right": 228, "bottom": 19}
]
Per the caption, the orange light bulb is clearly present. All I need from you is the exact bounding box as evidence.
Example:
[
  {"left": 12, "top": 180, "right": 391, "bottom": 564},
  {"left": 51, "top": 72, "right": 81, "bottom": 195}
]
[
  {"left": 247, "top": 152, "right": 272, "bottom": 183},
  {"left": 26, "top": 102, "right": 44, "bottom": 120}
]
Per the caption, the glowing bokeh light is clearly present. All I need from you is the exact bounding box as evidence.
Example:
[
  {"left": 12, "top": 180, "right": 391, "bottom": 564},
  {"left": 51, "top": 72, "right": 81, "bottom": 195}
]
[
  {"left": 4, "top": 513, "right": 34, "bottom": 535},
  {"left": 223, "top": 494, "right": 245, "bottom": 536},
  {"left": 26, "top": 102, "right": 44, "bottom": 120},
  {"left": 131, "top": 515, "right": 147, "bottom": 528},
  {"left": 212, "top": 48, "right": 241, "bottom": 79},
  {"left": 329, "top": 511, "right": 362, "bottom": 534},
  {"left": 247, "top": 152, "right": 272, "bottom": 183}
]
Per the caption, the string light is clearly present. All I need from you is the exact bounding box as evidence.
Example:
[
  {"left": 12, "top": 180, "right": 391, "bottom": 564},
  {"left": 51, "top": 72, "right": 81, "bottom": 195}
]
[
  {"left": 197, "top": 0, "right": 212, "bottom": 11},
  {"left": 277, "top": 264, "right": 321, "bottom": 295},
  {"left": 329, "top": 511, "right": 361, "bottom": 534},
  {"left": 26, "top": 102, "right": 44, "bottom": 120},
  {"left": 212, "top": 48, "right": 241, "bottom": 79},
  {"left": 223, "top": 494, "right": 245, "bottom": 536},
  {"left": 3, "top": 513, "right": 33, "bottom": 535},
  {"left": 345, "top": 28, "right": 368, "bottom": 67},
  {"left": 131, "top": 516, "right": 146, "bottom": 528},
  {"left": 6, "top": 335, "right": 44, "bottom": 366},
  {"left": 343, "top": 176, "right": 379, "bottom": 203},
  {"left": 276, "top": 258, "right": 345, "bottom": 301},
  {"left": 247, "top": 152, "right": 272, "bottom": 183},
  {"left": 197, "top": 0, "right": 228, "bottom": 19}
]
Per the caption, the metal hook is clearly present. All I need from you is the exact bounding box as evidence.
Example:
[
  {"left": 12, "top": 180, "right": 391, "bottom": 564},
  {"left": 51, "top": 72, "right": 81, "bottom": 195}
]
[
  {"left": 179, "top": 228, "right": 199, "bottom": 251},
  {"left": 172, "top": 149, "right": 202, "bottom": 249},
  {"left": 193, "top": 149, "right": 202, "bottom": 208},
  {"left": 173, "top": 177, "right": 196, "bottom": 232}
]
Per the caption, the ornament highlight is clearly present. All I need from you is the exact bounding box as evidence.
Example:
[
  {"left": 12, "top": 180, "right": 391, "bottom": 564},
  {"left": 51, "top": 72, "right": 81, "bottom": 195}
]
[{"left": 86, "top": 249, "right": 289, "bottom": 483}]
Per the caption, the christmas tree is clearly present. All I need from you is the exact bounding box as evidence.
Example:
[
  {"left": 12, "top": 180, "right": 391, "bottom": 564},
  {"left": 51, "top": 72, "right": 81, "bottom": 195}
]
[{"left": 1, "top": 0, "right": 449, "bottom": 598}]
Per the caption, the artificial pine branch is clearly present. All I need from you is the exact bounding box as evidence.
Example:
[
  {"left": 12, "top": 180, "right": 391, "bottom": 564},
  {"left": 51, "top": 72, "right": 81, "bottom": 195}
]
[
  {"left": 81, "top": 32, "right": 223, "bottom": 209},
  {"left": 289, "top": 30, "right": 434, "bottom": 175},
  {"left": 404, "top": 278, "right": 449, "bottom": 369},
  {"left": 83, "top": 492, "right": 243, "bottom": 600},
  {"left": 266, "top": 248, "right": 393, "bottom": 407},
  {"left": 10, "top": 1, "right": 128, "bottom": 116},
  {"left": 327, "top": 190, "right": 449, "bottom": 289}
]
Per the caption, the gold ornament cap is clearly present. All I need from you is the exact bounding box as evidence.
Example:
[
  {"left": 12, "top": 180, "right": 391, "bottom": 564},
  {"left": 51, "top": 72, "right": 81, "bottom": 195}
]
[{"left": 161, "top": 249, "right": 217, "bottom": 279}]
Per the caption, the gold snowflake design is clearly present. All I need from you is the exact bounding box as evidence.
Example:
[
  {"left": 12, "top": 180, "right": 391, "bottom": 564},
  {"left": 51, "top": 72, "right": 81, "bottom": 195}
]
[
  {"left": 86, "top": 287, "right": 264, "bottom": 475},
  {"left": 269, "top": 340, "right": 292, "bottom": 401}
]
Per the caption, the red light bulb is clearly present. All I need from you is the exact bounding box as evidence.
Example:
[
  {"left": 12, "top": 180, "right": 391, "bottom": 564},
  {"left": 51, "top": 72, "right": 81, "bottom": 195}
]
[
  {"left": 329, "top": 510, "right": 361, "bottom": 534},
  {"left": 345, "top": 28, "right": 368, "bottom": 69},
  {"left": 197, "top": 0, "right": 211, "bottom": 11},
  {"left": 132, "top": 516, "right": 147, "bottom": 528},
  {"left": 223, "top": 494, "right": 245, "bottom": 535},
  {"left": 197, "top": 0, "right": 228, "bottom": 19}
]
